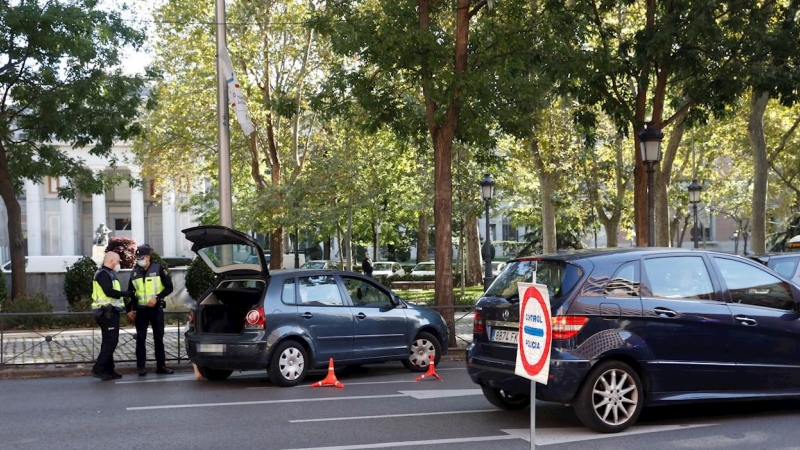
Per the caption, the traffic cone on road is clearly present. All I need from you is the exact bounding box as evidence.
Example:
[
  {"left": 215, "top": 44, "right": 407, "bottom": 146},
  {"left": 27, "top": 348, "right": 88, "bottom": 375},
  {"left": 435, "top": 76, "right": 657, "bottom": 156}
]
[
  {"left": 309, "top": 358, "right": 344, "bottom": 388},
  {"left": 415, "top": 355, "right": 442, "bottom": 381}
]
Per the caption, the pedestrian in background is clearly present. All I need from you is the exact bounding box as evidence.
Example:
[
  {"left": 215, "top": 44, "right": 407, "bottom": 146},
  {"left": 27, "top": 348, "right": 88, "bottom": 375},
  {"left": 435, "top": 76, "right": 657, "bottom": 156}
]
[
  {"left": 362, "top": 250, "right": 373, "bottom": 278},
  {"left": 127, "top": 245, "right": 174, "bottom": 376},
  {"left": 91, "top": 251, "right": 134, "bottom": 381}
]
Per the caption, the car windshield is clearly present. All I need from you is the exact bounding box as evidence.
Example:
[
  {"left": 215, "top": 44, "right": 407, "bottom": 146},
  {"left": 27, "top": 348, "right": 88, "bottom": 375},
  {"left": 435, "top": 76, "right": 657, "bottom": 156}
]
[
  {"left": 414, "top": 263, "right": 435, "bottom": 271},
  {"left": 197, "top": 244, "right": 263, "bottom": 273},
  {"left": 373, "top": 263, "right": 394, "bottom": 271},
  {"left": 484, "top": 259, "right": 582, "bottom": 302},
  {"left": 303, "top": 261, "right": 328, "bottom": 269}
]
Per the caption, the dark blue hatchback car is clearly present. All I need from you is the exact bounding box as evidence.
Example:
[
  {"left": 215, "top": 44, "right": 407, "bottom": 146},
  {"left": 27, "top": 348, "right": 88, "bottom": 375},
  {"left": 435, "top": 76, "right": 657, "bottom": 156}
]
[
  {"left": 466, "top": 248, "right": 800, "bottom": 432},
  {"left": 183, "top": 226, "right": 448, "bottom": 386}
]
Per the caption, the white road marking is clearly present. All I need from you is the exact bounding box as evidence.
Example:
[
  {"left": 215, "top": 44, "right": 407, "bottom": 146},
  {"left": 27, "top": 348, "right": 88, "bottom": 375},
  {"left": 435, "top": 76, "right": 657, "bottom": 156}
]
[
  {"left": 128, "top": 388, "right": 483, "bottom": 411},
  {"left": 501, "top": 423, "right": 717, "bottom": 445},
  {"left": 127, "top": 394, "right": 406, "bottom": 411},
  {"left": 289, "top": 408, "right": 499, "bottom": 423},
  {"left": 247, "top": 379, "right": 419, "bottom": 389},
  {"left": 281, "top": 434, "right": 520, "bottom": 450},
  {"left": 281, "top": 424, "right": 718, "bottom": 449},
  {"left": 398, "top": 388, "right": 483, "bottom": 399}
]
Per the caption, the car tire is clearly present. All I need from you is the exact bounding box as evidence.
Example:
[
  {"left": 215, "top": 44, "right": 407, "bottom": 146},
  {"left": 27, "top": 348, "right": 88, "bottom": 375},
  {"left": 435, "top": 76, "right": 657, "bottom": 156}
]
[
  {"left": 481, "top": 385, "right": 530, "bottom": 410},
  {"left": 268, "top": 340, "right": 308, "bottom": 387},
  {"left": 573, "top": 360, "right": 644, "bottom": 433},
  {"left": 402, "top": 331, "right": 441, "bottom": 372},
  {"left": 197, "top": 366, "right": 233, "bottom": 381}
]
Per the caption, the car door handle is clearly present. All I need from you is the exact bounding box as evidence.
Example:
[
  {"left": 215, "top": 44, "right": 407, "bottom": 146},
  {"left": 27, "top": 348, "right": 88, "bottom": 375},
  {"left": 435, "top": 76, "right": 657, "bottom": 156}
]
[
  {"left": 735, "top": 315, "right": 757, "bottom": 326},
  {"left": 356, "top": 312, "right": 367, "bottom": 320},
  {"left": 653, "top": 307, "right": 677, "bottom": 318},
  {"left": 300, "top": 312, "right": 313, "bottom": 319}
]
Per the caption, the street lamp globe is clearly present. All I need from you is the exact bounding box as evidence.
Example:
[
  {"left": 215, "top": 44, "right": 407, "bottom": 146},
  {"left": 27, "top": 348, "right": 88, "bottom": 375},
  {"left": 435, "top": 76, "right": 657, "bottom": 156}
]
[
  {"left": 480, "top": 173, "right": 495, "bottom": 201},
  {"left": 638, "top": 121, "right": 664, "bottom": 164},
  {"left": 688, "top": 179, "right": 702, "bottom": 204}
]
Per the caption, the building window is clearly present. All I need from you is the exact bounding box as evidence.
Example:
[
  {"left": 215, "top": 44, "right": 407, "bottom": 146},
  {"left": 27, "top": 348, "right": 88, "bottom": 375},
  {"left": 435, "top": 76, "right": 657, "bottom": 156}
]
[
  {"left": 149, "top": 180, "right": 161, "bottom": 200},
  {"left": 502, "top": 218, "right": 518, "bottom": 241},
  {"left": 114, "top": 218, "right": 131, "bottom": 231},
  {"left": 489, "top": 224, "right": 496, "bottom": 241},
  {"left": 47, "top": 176, "right": 60, "bottom": 195}
]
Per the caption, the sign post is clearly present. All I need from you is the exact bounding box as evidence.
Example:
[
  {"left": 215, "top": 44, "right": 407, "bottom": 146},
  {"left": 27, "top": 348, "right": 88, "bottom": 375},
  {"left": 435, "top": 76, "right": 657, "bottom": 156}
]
[{"left": 515, "top": 282, "right": 552, "bottom": 450}]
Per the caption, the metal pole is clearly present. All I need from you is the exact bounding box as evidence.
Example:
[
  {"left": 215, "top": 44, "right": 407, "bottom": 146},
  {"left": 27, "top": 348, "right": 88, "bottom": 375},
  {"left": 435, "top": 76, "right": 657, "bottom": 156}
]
[
  {"left": 216, "top": 0, "right": 232, "bottom": 228},
  {"left": 693, "top": 203, "right": 699, "bottom": 249},
  {"left": 530, "top": 383, "right": 536, "bottom": 450},
  {"left": 484, "top": 200, "right": 493, "bottom": 291},
  {"left": 647, "top": 163, "right": 656, "bottom": 247},
  {"left": 294, "top": 227, "right": 300, "bottom": 268}
]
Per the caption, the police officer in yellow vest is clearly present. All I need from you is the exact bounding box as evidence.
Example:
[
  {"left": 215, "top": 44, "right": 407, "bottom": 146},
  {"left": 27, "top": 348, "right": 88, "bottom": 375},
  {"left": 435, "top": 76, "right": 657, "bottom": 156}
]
[
  {"left": 126, "top": 244, "right": 175, "bottom": 376},
  {"left": 91, "top": 251, "right": 135, "bottom": 381}
]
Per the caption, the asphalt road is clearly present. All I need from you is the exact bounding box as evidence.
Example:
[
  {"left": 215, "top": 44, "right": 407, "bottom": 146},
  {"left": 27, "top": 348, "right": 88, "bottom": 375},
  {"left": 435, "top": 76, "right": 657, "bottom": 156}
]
[{"left": 1, "top": 361, "right": 800, "bottom": 450}]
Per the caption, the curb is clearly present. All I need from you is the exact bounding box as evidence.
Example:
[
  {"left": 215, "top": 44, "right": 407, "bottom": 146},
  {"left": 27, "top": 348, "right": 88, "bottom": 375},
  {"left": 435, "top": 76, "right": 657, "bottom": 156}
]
[{"left": 0, "top": 349, "right": 467, "bottom": 380}]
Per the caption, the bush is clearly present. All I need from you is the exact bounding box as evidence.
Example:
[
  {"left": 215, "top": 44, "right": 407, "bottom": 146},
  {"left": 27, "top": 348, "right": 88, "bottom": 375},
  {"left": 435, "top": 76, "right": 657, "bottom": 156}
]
[
  {"left": 105, "top": 237, "right": 138, "bottom": 268},
  {"left": 185, "top": 257, "right": 217, "bottom": 301},
  {"left": 2, "top": 293, "right": 54, "bottom": 329},
  {"left": 63, "top": 256, "right": 98, "bottom": 310}
]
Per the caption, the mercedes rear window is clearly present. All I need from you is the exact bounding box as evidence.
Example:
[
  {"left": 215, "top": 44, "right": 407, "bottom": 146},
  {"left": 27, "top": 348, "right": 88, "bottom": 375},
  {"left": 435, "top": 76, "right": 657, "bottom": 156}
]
[{"left": 484, "top": 259, "right": 582, "bottom": 302}]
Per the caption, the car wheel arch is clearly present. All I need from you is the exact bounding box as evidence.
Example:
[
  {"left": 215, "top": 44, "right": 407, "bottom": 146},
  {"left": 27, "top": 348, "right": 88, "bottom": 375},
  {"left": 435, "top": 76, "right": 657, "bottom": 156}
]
[{"left": 269, "top": 334, "right": 314, "bottom": 365}]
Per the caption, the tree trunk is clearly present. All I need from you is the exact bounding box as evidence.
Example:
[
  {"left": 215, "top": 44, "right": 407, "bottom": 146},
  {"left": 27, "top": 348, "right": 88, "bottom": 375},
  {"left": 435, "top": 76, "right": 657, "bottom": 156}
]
[
  {"left": 655, "top": 112, "right": 687, "bottom": 246},
  {"left": 530, "top": 140, "right": 557, "bottom": 253},
  {"left": 323, "top": 238, "right": 331, "bottom": 260},
  {"left": 748, "top": 90, "right": 769, "bottom": 255},
  {"left": 0, "top": 144, "right": 26, "bottom": 299},
  {"left": 465, "top": 215, "right": 482, "bottom": 286},
  {"left": 417, "top": 214, "right": 430, "bottom": 262},
  {"left": 432, "top": 129, "right": 455, "bottom": 347}
]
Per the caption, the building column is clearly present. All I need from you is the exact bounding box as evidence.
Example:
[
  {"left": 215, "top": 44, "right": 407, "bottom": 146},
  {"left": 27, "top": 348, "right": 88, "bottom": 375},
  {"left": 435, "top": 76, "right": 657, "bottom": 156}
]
[
  {"left": 162, "top": 189, "right": 177, "bottom": 256},
  {"left": 92, "top": 188, "right": 107, "bottom": 242},
  {"left": 130, "top": 170, "right": 146, "bottom": 245},
  {"left": 24, "top": 179, "right": 43, "bottom": 256},
  {"left": 59, "top": 177, "right": 76, "bottom": 255}
]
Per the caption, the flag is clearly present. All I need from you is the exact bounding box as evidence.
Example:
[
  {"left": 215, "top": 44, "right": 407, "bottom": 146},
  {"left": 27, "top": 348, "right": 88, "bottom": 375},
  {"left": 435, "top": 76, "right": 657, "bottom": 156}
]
[{"left": 219, "top": 46, "right": 255, "bottom": 136}]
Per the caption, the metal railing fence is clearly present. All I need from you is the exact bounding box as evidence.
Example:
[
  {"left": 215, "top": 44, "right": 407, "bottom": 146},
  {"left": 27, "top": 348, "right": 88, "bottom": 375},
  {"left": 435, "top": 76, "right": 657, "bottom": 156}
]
[{"left": 0, "top": 305, "right": 475, "bottom": 368}]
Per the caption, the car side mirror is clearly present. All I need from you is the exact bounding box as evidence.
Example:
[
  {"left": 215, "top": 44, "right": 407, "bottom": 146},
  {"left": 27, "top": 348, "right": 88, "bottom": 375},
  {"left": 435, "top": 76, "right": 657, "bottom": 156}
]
[{"left": 390, "top": 295, "right": 400, "bottom": 307}]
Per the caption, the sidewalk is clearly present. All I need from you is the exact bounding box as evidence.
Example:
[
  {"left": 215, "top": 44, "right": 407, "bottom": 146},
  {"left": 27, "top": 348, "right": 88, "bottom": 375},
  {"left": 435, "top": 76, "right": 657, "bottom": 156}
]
[{"left": 0, "top": 324, "right": 470, "bottom": 380}]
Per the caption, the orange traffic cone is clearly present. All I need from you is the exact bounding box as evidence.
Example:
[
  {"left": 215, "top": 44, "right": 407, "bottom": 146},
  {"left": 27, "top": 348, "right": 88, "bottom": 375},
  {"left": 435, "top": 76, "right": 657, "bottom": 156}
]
[
  {"left": 309, "top": 358, "right": 344, "bottom": 388},
  {"left": 415, "top": 355, "right": 442, "bottom": 381}
]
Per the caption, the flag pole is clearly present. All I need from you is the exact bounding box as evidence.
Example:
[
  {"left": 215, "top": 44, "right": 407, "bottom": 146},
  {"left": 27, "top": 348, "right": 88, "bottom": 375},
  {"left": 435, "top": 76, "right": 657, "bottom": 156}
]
[{"left": 215, "top": 0, "right": 233, "bottom": 228}]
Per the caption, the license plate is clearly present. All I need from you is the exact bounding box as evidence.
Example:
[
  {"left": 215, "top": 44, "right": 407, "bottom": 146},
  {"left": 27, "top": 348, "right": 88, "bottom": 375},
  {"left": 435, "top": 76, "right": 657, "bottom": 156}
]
[
  {"left": 491, "top": 329, "right": 518, "bottom": 344},
  {"left": 197, "top": 343, "right": 226, "bottom": 353}
]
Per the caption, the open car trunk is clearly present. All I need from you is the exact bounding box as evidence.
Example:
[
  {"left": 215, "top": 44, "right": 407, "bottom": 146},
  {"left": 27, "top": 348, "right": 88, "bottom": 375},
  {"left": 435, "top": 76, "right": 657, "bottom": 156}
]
[{"left": 197, "top": 284, "right": 265, "bottom": 334}]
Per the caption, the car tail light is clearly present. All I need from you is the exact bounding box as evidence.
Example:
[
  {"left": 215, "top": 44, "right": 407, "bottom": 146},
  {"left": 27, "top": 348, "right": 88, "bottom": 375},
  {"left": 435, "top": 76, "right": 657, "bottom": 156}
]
[
  {"left": 245, "top": 307, "right": 265, "bottom": 329},
  {"left": 188, "top": 310, "right": 194, "bottom": 327},
  {"left": 551, "top": 316, "right": 588, "bottom": 340},
  {"left": 473, "top": 310, "right": 485, "bottom": 335}
]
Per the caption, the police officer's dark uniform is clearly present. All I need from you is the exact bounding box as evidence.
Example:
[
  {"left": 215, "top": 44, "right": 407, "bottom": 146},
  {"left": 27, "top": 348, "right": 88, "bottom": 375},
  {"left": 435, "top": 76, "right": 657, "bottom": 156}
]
[
  {"left": 362, "top": 252, "right": 373, "bottom": 278},
  {"left": 91, "top": 253, "right": 134, "bottom": 381},
  {"left": 127, "top": 245, "right": 174, "bottom": 376}
]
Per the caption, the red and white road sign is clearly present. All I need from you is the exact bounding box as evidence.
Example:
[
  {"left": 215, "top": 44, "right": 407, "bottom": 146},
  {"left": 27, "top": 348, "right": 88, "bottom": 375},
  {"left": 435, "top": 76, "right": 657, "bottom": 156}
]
[{"left": 514, "top": 282, "right": 551, "bottom": 384}]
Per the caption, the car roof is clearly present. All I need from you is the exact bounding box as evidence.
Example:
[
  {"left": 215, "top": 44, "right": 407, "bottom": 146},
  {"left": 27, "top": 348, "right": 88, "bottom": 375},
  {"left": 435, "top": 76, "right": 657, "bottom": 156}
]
[{"left": 509, "top": 247, "right": 716, "bottom": 264}]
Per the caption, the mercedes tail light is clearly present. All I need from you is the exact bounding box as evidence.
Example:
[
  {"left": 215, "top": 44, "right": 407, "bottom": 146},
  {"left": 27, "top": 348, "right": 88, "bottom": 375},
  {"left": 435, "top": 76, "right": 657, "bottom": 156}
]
[
  {"left": 473, "top": 310, "right": 485, "bottom": 335},
  {"left": 187, "top": 310, "right": 195, "bottom": 329},
  {"left": 551, "top": 316, "right": 588, "bottom": 340},
  {"left": 245, "top": 307, "right": 266, "bottom": 330}
]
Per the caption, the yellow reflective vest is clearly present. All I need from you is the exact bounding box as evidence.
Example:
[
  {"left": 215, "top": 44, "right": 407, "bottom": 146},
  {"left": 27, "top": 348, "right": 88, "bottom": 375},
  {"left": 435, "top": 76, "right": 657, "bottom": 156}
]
[
  {"left": 131, "top": 262, "right": 165, "bottom": 307},
  {"left": 91, "top": 267, "right": 124, "bottom": 310}
]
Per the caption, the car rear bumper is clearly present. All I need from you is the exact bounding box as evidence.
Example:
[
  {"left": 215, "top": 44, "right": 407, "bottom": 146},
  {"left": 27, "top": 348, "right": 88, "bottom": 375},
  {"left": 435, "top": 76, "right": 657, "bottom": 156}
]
[
  {"left": 465, "top": 343, "right": 593, "bottom": 403},
  {"left": 186, "top": 333, "right": 270, "bottom": 370}
]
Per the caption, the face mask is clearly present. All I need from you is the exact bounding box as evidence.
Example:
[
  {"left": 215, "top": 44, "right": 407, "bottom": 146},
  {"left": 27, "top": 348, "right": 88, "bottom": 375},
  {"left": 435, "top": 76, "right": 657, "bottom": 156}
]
[
  {"left": 136, "top": 259, "right": 147, "bottom": 268},
  {"left": 114, "top": 264, "right": 121, "bottom": 272}
]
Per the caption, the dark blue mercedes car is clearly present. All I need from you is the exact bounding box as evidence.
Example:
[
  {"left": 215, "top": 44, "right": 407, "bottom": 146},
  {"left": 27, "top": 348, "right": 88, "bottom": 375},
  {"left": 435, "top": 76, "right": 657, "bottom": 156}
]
[
  {"left": 183, "top": 226, "right": 448, "bottom": 386},
  {"left": 466, "top": 248, "right": 800, "bottom": 432}
]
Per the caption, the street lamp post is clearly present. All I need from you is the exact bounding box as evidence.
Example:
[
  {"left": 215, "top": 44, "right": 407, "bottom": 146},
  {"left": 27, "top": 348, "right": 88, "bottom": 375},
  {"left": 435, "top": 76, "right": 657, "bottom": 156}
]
[
  {"left": 638, "top": 122, "right": 664, "bottom": 247},
  {"left": 480, "top": 173, "right": 495, "bottom": 291},
  {"left": 688, "top": 179, "right": 702, "bottom": 249}
]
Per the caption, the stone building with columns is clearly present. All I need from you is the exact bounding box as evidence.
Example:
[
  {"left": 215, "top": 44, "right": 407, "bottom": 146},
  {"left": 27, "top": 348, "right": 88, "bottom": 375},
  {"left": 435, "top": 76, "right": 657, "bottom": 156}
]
[{"left": 0, "top": 142, "right": 198, "bottom": 264}]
